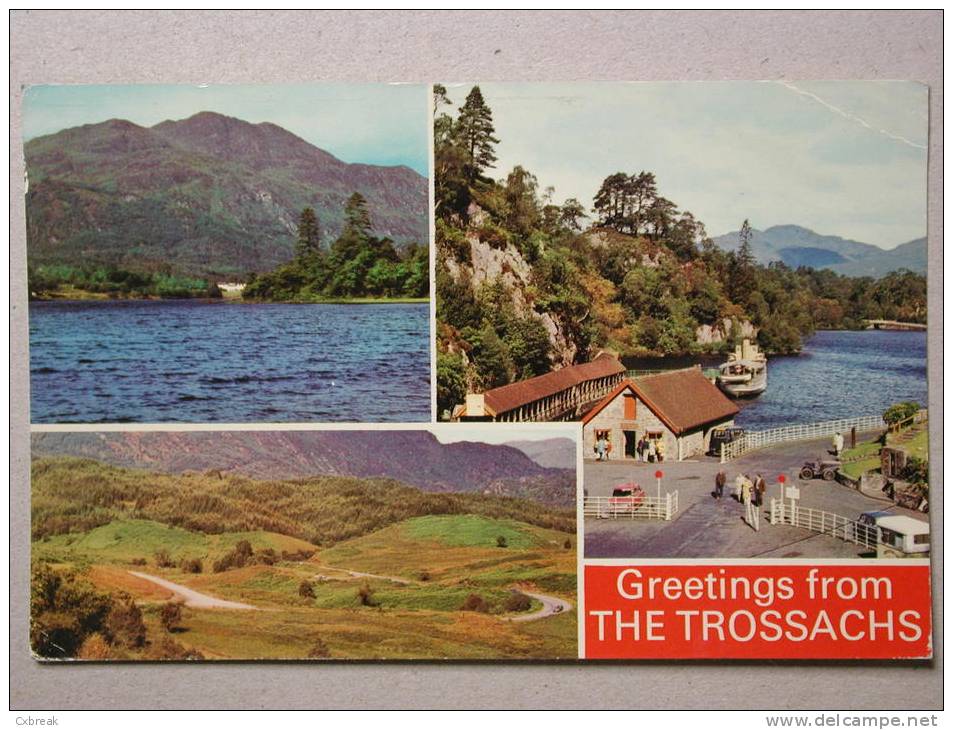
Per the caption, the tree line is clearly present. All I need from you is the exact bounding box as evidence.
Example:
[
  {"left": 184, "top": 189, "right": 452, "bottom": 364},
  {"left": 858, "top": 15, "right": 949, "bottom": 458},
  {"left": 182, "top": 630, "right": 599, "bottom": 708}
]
[
  {"left": 434, "top": 85, "right": 928, "bottom": 416},
  {"left": 243, "top": 192, "right": 428, "bottom": 301}
]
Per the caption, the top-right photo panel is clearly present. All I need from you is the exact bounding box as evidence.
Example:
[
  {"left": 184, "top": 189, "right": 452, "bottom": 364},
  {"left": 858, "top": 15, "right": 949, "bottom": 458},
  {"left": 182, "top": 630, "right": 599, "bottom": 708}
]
[{"left": 435, "top": 81, "right": 928, "bottom": 446}]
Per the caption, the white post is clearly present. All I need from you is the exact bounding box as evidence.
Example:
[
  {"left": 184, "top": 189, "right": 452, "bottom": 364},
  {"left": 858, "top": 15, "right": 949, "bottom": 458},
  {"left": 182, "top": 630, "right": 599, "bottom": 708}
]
[{"left": 665, "top": 492, "right": 672, "bottom": 520}]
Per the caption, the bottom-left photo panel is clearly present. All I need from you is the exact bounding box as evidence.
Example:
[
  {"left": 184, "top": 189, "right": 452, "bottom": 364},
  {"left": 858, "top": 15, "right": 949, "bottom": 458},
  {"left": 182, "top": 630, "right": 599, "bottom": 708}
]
[{"left": 29, "top": 424, "right": 580, "bottom": 661}]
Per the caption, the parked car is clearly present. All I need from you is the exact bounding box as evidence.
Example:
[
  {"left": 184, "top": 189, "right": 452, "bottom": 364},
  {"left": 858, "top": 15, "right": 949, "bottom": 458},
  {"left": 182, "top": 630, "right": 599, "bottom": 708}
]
[
  {"left": 708, "top": 427, "right": 746, "bottom": 456},
  {"left": 799, "top": 458, "right": 841, "bottom": 481},
  {"left": 606, "top": 483, "right": 645, "bottom": 512}
]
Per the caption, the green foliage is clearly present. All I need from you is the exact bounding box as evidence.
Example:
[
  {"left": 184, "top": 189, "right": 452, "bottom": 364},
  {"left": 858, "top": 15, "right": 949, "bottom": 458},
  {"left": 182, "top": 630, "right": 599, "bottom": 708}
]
[
  {"left": 31, "top": 457, "right": 576, "bottom": 549},
  {"left": 30, "top": 563, "right": 114, "bottom": 658},
  {"left": 496, "top": 535, "right": 508, "bottom": 548},
  {"left": 901, "top": 456, "right": 928, "bottom": 485},
  {"left": 436, "top": 351, "right": 467, "bottom": 419},
  {"left": 28, "top": 264, "right": 220, "bottom": 300},
  {"left": 883, "top": 401, "right": 921, "bottom": 425},
  {"left": 244, "top": 198, "right": 427, "bottom": 301}
]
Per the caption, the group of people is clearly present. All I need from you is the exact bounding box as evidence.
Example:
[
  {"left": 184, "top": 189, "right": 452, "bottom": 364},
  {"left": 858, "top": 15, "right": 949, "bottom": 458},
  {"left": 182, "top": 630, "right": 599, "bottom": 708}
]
[
  {"left": 713, "top": 470, "right": 767, "bottom": 505},
  {"left": 593, "top": 433, "right": 667, "bottom": 463},
  {"left": 636, "top": 434, "right": 665, "bottom": 463}
]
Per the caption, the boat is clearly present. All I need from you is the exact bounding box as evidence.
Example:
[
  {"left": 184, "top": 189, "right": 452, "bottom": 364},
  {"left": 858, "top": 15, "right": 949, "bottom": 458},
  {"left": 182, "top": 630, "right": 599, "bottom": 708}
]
[{"left": 716, "top": 339, "right": 767, "bottom": 398}]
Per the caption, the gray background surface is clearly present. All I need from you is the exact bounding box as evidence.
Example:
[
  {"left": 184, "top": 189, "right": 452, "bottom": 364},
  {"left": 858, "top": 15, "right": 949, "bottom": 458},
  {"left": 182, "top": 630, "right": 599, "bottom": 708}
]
[{"left": 10, "top": 10, "right": 943, "bottom": 710}]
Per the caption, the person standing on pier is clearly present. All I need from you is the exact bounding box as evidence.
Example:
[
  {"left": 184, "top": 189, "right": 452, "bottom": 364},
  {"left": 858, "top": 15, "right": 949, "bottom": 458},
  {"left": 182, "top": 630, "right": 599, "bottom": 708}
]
[
  {"left": 832, "top": 431, "right": 845, "bottom": 458},
  {"left": 714, "top": 470, "right": 726, "bottom": 500}
]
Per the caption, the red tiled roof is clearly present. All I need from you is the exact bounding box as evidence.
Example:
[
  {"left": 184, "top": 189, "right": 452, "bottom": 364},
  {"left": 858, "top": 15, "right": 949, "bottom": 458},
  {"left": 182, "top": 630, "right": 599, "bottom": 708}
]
[
  {"left": 582, "top": 368, "right": 739, "bottom": 433},
  {"left": 482, "top": 353, "right": 625, "bottom": 415}
]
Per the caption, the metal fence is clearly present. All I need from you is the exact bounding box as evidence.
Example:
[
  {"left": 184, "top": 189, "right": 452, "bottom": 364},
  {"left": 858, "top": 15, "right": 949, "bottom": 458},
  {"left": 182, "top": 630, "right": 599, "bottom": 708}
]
[
  {"left": 768, "top": 498, "right": 880, "bottom": 549},
  {"left": 720, "top": 414, "right": 885, "bottom": 462},
  {"left": 583, "top": 491, "right": 679, "bottom": 521}
]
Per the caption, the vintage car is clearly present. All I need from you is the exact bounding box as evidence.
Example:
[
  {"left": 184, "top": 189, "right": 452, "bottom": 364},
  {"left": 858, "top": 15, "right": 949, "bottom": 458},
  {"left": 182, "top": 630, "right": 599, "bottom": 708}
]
[
  {"left": 799, "top": 458, "right": 841, "bottom": 481},
  {"left": 708, "top": 427, "right": 746, "bottom": 456},
  {"left": 606, "top": 483, "right": 645, "bottom": 512}
]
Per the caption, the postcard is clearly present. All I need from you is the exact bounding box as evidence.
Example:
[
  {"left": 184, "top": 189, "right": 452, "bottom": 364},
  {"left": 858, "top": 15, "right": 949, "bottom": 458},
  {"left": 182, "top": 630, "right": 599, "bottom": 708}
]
[{"left": 24, "top": 80, "right": 932, "bottom": 663}]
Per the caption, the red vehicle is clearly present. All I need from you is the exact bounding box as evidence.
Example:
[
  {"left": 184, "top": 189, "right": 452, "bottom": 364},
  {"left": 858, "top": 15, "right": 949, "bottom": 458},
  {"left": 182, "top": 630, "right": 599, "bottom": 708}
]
[{"left": 607, "top": 483, "right": 645, "bottom": 511}]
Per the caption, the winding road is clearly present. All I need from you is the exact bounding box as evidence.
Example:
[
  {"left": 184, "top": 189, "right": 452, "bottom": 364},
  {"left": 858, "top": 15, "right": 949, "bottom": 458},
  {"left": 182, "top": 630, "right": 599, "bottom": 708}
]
[
  {"left": 507, "top": 591, "right": 573, "bottom": 622},
  {"left": 128, "top": 571, "right": 257, "bottom": 610}
]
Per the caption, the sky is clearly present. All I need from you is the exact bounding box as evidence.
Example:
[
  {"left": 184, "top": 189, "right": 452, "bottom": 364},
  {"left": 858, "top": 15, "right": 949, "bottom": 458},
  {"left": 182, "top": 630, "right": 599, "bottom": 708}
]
[
  {"left": 22, "top": 83, "right": 430, "bottom": 176},
  {"left": 442, "top": 81, "right": 928, "bottom": 248}
]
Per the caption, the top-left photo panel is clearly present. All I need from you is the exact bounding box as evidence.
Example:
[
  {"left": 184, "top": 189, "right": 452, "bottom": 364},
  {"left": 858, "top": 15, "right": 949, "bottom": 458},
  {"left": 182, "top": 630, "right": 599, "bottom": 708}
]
[{"left": 24, "top": 84, "right": 432, "bottom": 424}]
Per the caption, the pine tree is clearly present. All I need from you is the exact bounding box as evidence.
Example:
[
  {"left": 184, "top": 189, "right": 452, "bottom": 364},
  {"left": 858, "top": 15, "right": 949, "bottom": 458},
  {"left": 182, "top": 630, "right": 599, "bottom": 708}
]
[
  {"left": 343, "top": 192, "right": 372, "bottom": 239},
  {"left": 455, "top": 86, "right": 500, "bottom": 184},
  {"left": 295, "top": 207, "right": 321, "bottom": 259}
]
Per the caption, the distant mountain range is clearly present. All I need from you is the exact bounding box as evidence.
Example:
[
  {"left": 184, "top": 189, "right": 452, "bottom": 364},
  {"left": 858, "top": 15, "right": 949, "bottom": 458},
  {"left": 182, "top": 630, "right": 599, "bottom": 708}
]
[
  {"left": 24, "top": 112, "right": 428, "bottom": 279},
  {"left": 505, "top": 438, "right": 577, "bottom": 470},
  {"left": 31, "top": 430, "right": 575, "bottom": 507},
  {"left": 711, "top": 224, "right": 926, "bottom": 278}
]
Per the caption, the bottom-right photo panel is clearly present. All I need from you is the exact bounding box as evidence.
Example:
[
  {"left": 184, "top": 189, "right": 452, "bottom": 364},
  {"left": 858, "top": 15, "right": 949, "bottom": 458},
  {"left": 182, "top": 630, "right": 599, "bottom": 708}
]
[{"left": 581, "top": 380, "right": 932, "bottom": 659}]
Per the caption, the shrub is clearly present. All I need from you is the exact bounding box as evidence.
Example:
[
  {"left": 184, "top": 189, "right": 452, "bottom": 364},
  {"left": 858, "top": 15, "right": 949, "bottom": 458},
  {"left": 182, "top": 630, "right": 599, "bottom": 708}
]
[
  {"left": 418, "top": 571, "right": 431, "bottom": 582},
  {"left": 250, "top": 548, "right": 278, "bottom": 566},
  {"left": 307, "top": 639, "right": 331, "bottom": 658},
  {"left": 902, "top": 457, "right": 929, "bottom": 485},
  {"left": 154, "top": 550, "right": 174, "bottom": 568},
  {"left": 103, "top": 596, "right": 146, "bottom": 649},
  {"left": 460, "top": 593, "right": 490, "bottom": 613},
  {"left": 563, "top": 538, "right": 572, "bottom": 550},
  {"left": 179, "top": 558, "right": 202, "bottom": 574},
  {"left": 357, "top": 582, "right": 376, "bottom": 607},
  {"left": 503, "top": 592, "right": 533, "bottom": 613},
  {"left": 147, "top": 637, "right": 204, "bottom": 661},
  {"left": 298, "top": 581, "right": 316, "bottom": 599},
  {"left": 496, "top": 535, "right": 508, "bottom": 548},
  {"left": 130, "top": 557, "right": 147, "bottom": 566},
  {"left": 30, "top": 564, "right": 113, "bottom": 658},
  {"left": 159, "top": 602, "right": 183, "bottom": 633},
  {"left": 77, "top": 633, "right": 113, "bottom": 660},
  {"left": 883, "top": 401, "right": 921, "bottom": 425},
  {"left": 212, "top": 541, "right": 255, "bottom": 572}
]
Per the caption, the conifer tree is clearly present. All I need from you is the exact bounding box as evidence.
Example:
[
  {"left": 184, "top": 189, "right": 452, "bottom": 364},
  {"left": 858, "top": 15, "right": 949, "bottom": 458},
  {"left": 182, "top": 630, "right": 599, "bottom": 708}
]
[
  {"left": 455, "top": 86, "right": 500, "bottom": 184},
  {"left": 295, "top": 207, "right": 321, "bottom": 259}
]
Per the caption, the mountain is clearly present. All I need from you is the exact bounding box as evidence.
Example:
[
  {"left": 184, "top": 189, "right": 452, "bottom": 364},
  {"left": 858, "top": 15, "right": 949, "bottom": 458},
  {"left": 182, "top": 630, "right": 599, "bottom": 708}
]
[
  {"left": 24, "top": 112, "right": 428, "bottom": 278},
  {"left": 711, "top": 225, "right": 926, "bottom": 278},
  {"left": 31, "top": 430, "right": 575, "bottom": 507},
  {"left": 504, "top": 438, "right": 577, "bottom": 470}
]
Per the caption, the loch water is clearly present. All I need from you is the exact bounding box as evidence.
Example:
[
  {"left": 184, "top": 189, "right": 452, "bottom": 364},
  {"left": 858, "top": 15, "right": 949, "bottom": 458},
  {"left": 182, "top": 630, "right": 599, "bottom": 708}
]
[
  {"left": 29, "top": 300, "right": 431, "bottom": 423},
  {"left": 624, "top": 329, "right": 928, "bottom": 431}
]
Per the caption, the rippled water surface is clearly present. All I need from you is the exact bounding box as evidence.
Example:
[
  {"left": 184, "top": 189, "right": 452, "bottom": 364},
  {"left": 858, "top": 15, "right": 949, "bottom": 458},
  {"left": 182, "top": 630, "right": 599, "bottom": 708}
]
[
  {"left": 30, "top": 300, "right": 431, "bottom": 423},
  {"left": 627, "top": 330, "right": 928, "bottom": 431}
]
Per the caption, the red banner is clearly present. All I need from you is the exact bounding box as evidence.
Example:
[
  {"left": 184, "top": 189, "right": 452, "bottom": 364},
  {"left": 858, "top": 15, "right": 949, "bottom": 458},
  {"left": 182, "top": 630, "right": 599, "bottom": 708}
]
[{"left": 584, "top": 563, "right": 932, "bottom": 659}]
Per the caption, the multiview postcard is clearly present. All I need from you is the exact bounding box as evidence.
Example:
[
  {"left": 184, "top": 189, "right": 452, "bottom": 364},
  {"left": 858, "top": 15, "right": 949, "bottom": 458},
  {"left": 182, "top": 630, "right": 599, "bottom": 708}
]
[{"left": 25, "top": 81, "right": 931, "bottom": 661}]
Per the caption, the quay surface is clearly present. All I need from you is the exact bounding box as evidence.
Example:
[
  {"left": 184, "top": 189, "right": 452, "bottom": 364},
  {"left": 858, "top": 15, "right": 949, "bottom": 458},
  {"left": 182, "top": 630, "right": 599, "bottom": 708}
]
[{"left": 584, "top": 435, "right": 928, "bottom": 559}]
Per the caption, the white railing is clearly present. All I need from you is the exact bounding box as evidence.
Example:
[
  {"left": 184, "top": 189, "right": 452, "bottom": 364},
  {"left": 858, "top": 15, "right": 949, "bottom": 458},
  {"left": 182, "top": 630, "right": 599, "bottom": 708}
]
[
  {"left": 583, "top": 491, "right": 679, "bottom": 521},
  {"left": 768, "top": 498, "right": 880, "bottom": 549},
  {"left": 720, "top": 414, "right": 885, "bottom": 462}
]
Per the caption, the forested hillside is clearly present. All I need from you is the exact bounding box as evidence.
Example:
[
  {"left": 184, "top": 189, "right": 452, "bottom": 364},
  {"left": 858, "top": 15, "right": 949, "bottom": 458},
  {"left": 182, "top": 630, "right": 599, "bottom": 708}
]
[
  {"left": 25, "top": 112, "right": 428, "bottom": 287},
  {"left": 434, "top": 85, "right": 928, "bottom": 416}
]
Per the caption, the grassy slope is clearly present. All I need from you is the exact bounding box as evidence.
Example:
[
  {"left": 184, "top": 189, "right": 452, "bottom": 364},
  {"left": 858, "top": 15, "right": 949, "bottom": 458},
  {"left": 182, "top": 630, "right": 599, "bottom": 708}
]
[
  {"left": 32, "top": 458, "right": 577, "bottom": 660},
  {"left": 31, "top": 456, "right": 575, "bottom": 546}
]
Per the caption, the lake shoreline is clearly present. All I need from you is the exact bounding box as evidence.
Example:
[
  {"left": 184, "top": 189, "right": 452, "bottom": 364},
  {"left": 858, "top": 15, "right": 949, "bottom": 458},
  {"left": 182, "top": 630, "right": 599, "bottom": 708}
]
[{"left": 31, "top": 295, "right": 430, "bottom": 305}]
